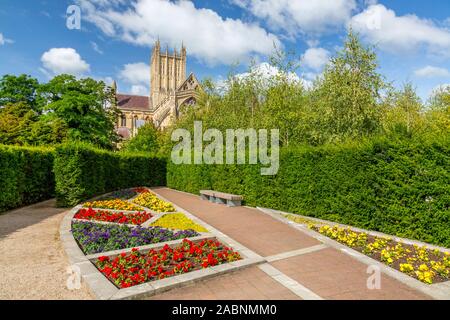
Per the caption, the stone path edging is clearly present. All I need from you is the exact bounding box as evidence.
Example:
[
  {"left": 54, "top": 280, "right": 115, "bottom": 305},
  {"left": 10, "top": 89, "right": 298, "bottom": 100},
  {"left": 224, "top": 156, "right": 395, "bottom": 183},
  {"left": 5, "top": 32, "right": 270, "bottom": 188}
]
[
  {"left": 256, "top": 207, "right": 450, "bottom": 300},
  {"left": 265, "top": 244, "right": 329, "bottom": 263}
]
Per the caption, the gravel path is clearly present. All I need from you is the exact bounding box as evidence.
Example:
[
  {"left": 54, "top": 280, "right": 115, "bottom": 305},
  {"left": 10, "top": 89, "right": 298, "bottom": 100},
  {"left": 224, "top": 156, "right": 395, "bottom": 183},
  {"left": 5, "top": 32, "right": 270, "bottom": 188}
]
[{"left": 0, "top": 200, "right": 92, "bottom": 300}]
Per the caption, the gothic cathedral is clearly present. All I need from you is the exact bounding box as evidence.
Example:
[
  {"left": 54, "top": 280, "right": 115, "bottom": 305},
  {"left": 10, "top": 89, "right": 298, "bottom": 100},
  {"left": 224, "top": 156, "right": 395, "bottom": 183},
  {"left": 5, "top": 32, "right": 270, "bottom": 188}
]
[{"left": 115, "top": 40, "right": 201, "bottom": 139}]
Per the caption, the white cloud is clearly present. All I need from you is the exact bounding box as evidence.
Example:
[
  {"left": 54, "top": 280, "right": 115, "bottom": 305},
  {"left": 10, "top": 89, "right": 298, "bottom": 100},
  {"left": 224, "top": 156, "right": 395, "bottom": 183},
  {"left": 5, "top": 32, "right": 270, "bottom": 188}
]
[
  {"left": 236, "top": 62, "right": 298, "bottom": 81},
  {"left": 232, "top": 0, "right": 357, "bottom": 35},
  {"left": 41, "top": 48, "right": 90, "bottom": 76},
  {"left": 234, "top": 62, "right": 312, "bottom": 88},
  {"left": 118, "top": 62, "right": 150, "bottom": 95},
  {"left": 119, "top": 62, "right": 150, "bottom": 85},
  {"left": 414, "top": 66, "right": 450, "bottom": 78},
  {"left": 131, "top": 85, "right": 149, "bottom": 95},
  {"left": 77, "top": 0, "right": 280, "bottom": 65},
  {"left": 350, "top": 4, "right": 450, "bottom": 56},
  {"left": 92, "top": 76, "right": 114, "bottom": 86},
  {"left": 301, "top": 47, "right": 330, "bottom": 71},
  {"left": 0, "top": 33, "right": 13, "bottom": 45},
  {"left": 91, "top": 41, "right": 104, "bottom": 54}
]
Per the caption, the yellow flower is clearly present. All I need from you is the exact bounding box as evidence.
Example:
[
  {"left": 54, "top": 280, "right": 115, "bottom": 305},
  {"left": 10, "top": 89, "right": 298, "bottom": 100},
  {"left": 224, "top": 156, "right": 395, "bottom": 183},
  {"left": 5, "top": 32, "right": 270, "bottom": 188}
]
[
  {"left": 132, "top": 192, "right": 175, "bottom": 212},
  {"left": 151, "top": 213, "right": 208, "bottom": 233},
  {"left": 83, "top": 199, "right": 142, "bottom": 211},
  {"left": 418, "top": 264, "right": 429, "bottom": 272},
  {"left": 400, "top": 263, "right": 414, "bottom": 273},
  {"left": 415, "top": 270, "right": 434, "bottom": 284}
]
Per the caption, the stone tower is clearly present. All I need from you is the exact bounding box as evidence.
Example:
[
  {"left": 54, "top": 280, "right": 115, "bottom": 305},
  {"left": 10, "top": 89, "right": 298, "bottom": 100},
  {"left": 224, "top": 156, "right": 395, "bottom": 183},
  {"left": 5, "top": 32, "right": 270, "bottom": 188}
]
[{"left": 150, "top": 40, "right": 186, "bottom": 111}]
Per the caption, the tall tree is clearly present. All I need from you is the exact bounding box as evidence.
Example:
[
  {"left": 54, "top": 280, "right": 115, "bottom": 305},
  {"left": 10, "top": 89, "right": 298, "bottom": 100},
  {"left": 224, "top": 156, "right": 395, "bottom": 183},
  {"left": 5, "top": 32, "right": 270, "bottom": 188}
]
[
  {"left": 39, "top": 75, "right": 120, "bottom": 149},
  {"left": 312, "top": 30, "right": 386, "bottom": 143}
]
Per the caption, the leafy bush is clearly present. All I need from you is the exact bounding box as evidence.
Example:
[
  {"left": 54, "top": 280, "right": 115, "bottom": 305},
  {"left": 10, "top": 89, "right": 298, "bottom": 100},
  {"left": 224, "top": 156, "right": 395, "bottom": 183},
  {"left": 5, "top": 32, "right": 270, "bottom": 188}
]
[
  {"left": 54, "top": 142, "right": 166, "bottom": 207},
  {"left": 167, "top": 136, "right": 450, "bottom": 247},
  {"left": 0, "top": 144, "right": 54, "bottom": 212}
]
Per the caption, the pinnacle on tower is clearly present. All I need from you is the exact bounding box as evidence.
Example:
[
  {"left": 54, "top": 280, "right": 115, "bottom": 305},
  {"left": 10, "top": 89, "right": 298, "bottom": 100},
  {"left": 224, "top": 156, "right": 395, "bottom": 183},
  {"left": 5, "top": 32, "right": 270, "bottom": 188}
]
[{"left": 153, "top": 39, "right": 161, "bottom": 54}]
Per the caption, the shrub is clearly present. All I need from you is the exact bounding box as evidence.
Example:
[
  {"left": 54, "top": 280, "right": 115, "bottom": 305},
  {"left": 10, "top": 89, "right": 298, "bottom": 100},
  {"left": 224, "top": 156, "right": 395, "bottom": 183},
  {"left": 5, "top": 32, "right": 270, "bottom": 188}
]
[
  {"left": 54, "top": 142, "right": 166, "bottom": 207},
  {"left": 0, "top": 144, "right": 54, "bottom": 212},
  {"left": 167, "top": 136, "right": 450, "bottom": 247}
]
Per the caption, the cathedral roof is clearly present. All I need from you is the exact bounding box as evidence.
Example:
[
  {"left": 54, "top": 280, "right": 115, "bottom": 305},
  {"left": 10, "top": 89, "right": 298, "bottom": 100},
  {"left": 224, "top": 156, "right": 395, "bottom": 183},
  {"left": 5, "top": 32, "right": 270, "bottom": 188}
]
[{"left": 117, "top": 94, "right": 151, "bottom": 111}]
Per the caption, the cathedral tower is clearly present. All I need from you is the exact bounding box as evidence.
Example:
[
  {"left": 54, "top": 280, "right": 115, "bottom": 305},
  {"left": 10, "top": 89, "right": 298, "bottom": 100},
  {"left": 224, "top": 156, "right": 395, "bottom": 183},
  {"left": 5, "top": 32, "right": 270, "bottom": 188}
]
[{"left": 150, "top": 40, "right": 186, "bottom": 110}]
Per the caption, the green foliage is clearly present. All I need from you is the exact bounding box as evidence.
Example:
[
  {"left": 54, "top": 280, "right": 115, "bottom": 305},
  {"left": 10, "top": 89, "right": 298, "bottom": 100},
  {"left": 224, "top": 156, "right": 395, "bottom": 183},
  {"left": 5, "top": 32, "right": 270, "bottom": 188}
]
[
  {"left": 121, "top": 123, "right": 160, "bottom": 154},
  {"left": 0, "top": 144, "right": 54, "bottom": 212},
  {"left": 381, "top": 83, "right": 424, "bottom": 138},
  {"left": 0, "top": 74, "right": 119, "bottom": 149},
  {"left": 39, "top": 75, "right": 120, "bottom": 149},
  {"left": 54, "top": 142, "right": 166, "bottom": 207},
  {"left": 425, "top": 86, "right": 450, "bottom": 136},
  {"left": 167, "top": 137, "right": 450, "bottom": 247},
  {"left": 310, "top": 30, "right": 386, "bottom": 143},
  {"left": 0, "top": 102, "right": 38, "bottom": 145},
  {"left": 0, "top": 74, "right": 42, "bottom": 112}
]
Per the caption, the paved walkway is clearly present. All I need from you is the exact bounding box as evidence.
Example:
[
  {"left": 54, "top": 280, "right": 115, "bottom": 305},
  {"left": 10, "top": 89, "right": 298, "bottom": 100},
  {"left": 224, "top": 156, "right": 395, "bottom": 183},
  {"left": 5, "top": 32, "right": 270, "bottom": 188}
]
[
  {"left": 0, "top": 200, "right": 92, "bottom": 300},
  {"left": 149, "top": 188, "right": 432, "bottom": 300},
  {"left": 0, "top": 190, "right": 435, "bottom": 300}
]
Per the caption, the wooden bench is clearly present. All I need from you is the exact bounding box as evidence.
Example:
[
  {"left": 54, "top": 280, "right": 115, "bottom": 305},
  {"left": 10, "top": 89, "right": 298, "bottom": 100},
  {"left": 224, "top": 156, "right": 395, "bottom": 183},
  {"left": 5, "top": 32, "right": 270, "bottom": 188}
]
[{"left": 200, "top": 190, "right": 243, "bottom": 207}]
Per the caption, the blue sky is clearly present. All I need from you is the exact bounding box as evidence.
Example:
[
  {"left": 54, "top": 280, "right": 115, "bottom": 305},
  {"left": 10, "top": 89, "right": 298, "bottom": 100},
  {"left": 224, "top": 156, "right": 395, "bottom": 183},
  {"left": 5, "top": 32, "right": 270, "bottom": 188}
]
[{"left": 0, "top": 0, "right": 449, "bottom": 101}]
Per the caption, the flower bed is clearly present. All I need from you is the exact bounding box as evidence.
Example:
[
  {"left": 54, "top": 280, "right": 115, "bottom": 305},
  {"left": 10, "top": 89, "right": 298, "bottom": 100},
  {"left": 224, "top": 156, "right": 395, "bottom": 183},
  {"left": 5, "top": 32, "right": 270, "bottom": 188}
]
[
  {"left": 83, "top": 199, "right": 142, "bottom": 211},
  {"left": 71, "top": 221, "right": 199, "bottom": 255},
  {"left": 287, "top": 215, "right": 450, "bottom": 284},
  {"left": 131, "top": 192, "right": 175, "bottom": 212},
  {"left": 151, "top": 213, "right": 208, "bottom": 233},
  {"left": 74, "top": 208, "right": 152, "bottom": 225},
  {"left": 95, "top": 238, "right": 242, "bottom": 288},
  {"left": 97, "top": 189, "right": 138, "bottom": 201}
]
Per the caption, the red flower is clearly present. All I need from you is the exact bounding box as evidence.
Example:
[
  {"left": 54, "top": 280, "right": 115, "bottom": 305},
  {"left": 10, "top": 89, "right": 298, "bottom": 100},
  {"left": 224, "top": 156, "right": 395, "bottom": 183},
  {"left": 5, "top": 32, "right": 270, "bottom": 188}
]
[{"left": 96, "top": 238, "right": 241, "bottom": 289}]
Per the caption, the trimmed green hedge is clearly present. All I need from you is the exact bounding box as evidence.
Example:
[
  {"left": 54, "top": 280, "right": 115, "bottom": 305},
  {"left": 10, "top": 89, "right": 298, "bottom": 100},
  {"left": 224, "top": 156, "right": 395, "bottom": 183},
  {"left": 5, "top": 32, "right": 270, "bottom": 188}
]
[
  {"left": 54, "top": 143, "right": 166, "bottom": 207},
  {"left": 167, "top": 137, "right": 450, "bottom": 247},
  {"left": 0, "top": 145, "right": 55, "bottom": 213}
]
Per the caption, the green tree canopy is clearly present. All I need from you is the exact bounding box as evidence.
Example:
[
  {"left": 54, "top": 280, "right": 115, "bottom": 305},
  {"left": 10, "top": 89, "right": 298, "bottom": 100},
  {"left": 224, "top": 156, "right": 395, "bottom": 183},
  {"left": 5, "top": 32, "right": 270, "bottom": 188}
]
[
  {"left": 0, "top": 74, "right": 42, "bottom": 112},
  {"left": 39, "top": 75, "right": 120, "bottom": 149}
]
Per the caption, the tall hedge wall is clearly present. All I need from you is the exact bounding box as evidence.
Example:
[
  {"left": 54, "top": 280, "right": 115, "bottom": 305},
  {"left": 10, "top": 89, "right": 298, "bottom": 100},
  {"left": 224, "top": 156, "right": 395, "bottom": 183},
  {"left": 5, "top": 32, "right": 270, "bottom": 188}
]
[
  {"left": 0, "top": 145, "right": 55, "bottom": 213},
  {"left": 54, "top": 143, "right": 166, "bottom": 207},
  {"left": 167, "top": 137, "right": 450, "bottom": 247}
]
